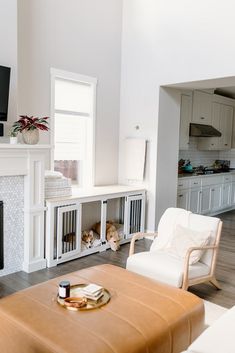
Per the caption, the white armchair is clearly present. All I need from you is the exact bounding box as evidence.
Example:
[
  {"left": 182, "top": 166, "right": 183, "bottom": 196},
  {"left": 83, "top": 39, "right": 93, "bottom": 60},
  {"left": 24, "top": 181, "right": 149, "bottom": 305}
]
[{"left": 126, "top": 208, "right": 222, "bottom": 290}]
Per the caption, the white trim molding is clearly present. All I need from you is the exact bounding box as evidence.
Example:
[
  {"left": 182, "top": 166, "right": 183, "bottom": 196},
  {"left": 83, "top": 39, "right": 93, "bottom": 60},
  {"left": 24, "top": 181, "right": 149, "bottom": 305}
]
[
  {"left": 50, "top": 68, "right": 97, "bottom": 188},
  {"left": 0, "top": 144, "right": 51, "bottom": 273}
]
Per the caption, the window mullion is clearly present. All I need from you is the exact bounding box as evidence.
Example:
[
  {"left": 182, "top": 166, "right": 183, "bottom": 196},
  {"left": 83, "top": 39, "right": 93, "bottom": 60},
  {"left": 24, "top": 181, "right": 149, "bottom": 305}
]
[{"left": 54, "top": 109, "right": 90, "bottom": 118}]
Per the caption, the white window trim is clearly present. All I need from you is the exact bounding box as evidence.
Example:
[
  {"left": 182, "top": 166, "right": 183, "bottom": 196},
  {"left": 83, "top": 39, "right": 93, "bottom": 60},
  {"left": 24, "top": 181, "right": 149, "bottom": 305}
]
[{"left": 50, "top": 68, "right": 97, "bottom": 188}]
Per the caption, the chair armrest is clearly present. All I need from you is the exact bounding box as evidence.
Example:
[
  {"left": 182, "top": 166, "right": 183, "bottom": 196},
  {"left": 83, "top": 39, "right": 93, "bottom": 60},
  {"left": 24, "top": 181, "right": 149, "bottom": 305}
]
[
  {"left": 185, "top": 244, "right": 217, "bottom": 263},
  {"left": 183, "top": 244, "right": 218, "bottom": 283},
  {"left": 129, "top": 232, "right": 158, "bottom": 257}
]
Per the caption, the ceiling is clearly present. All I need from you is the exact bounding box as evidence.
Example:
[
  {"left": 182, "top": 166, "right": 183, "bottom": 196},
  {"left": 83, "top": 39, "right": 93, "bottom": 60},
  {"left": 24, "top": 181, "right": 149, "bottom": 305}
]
[{"left": 163, "top": 76, "right": 235, "bottom": 99}]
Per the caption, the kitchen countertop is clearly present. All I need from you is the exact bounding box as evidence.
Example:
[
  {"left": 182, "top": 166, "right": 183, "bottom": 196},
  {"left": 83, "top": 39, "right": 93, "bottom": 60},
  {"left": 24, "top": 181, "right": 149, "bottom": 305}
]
[{"left": 178, "top": 170, "right": 235, "bottom": 179}]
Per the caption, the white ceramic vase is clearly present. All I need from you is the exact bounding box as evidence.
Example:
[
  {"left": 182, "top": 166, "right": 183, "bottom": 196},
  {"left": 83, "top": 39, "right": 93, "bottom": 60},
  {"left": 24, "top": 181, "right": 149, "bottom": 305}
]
[
  {"left": 10, "top": 136, "right": 18, "bottom": 144},
  {"left": 22, "top": 129, "right": 39, "bottom": 145}
]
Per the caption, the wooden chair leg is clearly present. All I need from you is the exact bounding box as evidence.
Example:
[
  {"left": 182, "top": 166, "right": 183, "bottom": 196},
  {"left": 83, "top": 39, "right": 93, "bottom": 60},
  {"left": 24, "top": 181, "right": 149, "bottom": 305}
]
[
  {"left": 181, "top": 280, "right": 189, "bottom": 291},
  {"left": 210, "top": 277, "right": 222, "bottom": 290}
]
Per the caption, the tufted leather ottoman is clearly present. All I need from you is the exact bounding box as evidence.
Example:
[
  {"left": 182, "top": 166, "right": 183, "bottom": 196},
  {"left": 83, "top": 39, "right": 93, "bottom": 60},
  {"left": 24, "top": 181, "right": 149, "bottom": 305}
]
[{"left": 0, "top": 264, "right": 204, "bottom": 353}]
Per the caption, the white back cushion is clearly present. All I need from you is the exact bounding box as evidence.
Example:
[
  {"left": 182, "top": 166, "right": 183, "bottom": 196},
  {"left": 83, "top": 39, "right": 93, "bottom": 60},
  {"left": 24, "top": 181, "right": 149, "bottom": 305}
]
[
  {"left": 150, "top": 207, "right": 191, "bottom": 251},
  {"left": 167, "top": 224, "right": 211, "bottom": 264},
  {"left": 188, "top": 214, "right": 220, "bottom": 267},
  {"left": 150, "top": 208, "right": 221, "bottom": 268}
]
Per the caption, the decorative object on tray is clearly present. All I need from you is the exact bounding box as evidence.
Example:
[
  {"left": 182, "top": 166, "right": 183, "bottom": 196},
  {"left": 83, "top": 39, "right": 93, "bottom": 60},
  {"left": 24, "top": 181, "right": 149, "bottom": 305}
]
[
  {"left": 10, "top": 115, "right": 49, "bottom": 145},
  {"left": 45, "top": 170, "right": 72, "bottom": 199},
  {"left": 57, "top": 283, "right": 111, "bottom": 311}
]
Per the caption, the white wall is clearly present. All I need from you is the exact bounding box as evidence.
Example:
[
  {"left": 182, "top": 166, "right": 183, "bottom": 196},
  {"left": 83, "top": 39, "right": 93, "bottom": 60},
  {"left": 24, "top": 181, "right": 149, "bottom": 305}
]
[
  {"left": 0, "top": 0, "right": 17, "bottom": 136},
  {"left": 18, "top": 0, "right": 123, "bottom": 185},
  {"left": 120, "top": 0, "right": 235, "bottom": 230}
]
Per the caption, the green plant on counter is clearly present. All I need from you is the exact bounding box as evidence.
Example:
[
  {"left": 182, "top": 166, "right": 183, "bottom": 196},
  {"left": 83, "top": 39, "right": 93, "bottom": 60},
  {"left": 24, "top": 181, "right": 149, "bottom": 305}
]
[{"left": 8, "top": 121, "right": 22, "bottom": 137}]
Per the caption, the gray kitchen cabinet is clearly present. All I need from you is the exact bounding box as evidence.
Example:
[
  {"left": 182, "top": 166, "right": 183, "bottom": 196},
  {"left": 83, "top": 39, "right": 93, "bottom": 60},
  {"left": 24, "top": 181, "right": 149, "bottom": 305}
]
[
  {"left": 179, "top": 95, "right": 192, "bottom": 150},
  {"left": 192, "top": 91, "right": 212, "bottom": 125}
]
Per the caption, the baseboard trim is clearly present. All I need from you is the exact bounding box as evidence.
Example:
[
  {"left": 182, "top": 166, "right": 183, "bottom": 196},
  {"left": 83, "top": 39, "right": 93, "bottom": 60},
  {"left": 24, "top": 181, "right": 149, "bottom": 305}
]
[{"left": 22, "top": 259, "right": 47, "bottom": 273}]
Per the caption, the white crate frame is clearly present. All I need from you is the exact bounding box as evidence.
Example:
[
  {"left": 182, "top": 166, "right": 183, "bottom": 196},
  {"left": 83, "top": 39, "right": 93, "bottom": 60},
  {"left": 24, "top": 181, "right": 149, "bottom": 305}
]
[{"left": 45, "top": 188, "right": 146, "bottom": 267}]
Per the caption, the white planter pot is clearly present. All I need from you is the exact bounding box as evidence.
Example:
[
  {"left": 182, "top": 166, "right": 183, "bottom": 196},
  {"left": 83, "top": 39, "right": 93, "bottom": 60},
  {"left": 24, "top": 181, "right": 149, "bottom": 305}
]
[
  {"left": 22, "top": 129, "right": 39, "bottom": 145},
  {"left": 10, "top": 136, "right": 18, "bottom": 144}
]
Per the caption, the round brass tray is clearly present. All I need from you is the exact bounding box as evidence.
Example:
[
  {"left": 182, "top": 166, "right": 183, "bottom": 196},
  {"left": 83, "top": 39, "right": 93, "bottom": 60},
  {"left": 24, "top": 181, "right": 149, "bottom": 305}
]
[{"left": 57, "top": 284, "right": 111, "bottom": 311}]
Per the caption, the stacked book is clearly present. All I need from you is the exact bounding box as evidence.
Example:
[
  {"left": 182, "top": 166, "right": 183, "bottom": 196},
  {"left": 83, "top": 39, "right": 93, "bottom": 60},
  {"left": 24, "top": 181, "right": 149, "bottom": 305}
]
[
  {"left": 76, "top": 284, "right": 104, "bottom": 301},
  {"left": 45, "top": 170, "right": 72, "bottom": 199}
]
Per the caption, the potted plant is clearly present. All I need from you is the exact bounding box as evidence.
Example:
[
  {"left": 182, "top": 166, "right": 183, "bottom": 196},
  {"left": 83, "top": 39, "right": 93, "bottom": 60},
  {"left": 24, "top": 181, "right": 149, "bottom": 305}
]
[
  {"left": 11, "top": 115, "right": 49, "bottom": 145},
  {"left": 9, "top": 131, "right": 18, "bottom": 144},
  {"left": 8, "top": 122, "right": 22, "bottom": 144}
]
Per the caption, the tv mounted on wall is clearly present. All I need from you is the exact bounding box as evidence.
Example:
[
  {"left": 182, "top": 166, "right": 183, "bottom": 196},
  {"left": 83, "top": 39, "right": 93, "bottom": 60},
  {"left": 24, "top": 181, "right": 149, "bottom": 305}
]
[{"left": 0, "top": 65, "right": 11, "bottom": 121}]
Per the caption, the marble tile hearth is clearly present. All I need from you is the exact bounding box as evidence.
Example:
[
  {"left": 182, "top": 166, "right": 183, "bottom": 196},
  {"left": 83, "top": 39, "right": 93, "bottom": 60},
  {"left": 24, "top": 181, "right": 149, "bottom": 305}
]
[{"left": 0, "top": 176, "right": 24, "bottom": 275}]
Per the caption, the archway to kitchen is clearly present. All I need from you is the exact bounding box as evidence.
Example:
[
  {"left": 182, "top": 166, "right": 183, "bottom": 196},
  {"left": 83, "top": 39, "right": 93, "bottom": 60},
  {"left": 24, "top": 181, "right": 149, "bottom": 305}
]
[{"left": 156, "top": 76, "right": 235, "bottom": 225}]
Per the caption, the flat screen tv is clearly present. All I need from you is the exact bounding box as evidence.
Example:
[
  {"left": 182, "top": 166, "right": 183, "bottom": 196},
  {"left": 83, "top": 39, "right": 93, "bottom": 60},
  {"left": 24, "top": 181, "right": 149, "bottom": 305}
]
[{"left": 0, "top": 65, "right": 11, "bottom": 121}]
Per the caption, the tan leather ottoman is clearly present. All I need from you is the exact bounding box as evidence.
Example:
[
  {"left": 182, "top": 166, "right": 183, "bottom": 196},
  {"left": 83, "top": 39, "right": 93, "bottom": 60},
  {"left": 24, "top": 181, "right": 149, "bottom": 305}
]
[{"left": 0, "top": 264, "right": 204, "bottom": 353}]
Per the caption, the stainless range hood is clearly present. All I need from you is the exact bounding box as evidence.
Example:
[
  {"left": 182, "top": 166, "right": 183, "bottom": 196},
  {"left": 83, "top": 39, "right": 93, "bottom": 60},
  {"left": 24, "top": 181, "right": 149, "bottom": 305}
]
[{"left": 189, "top": 123, "right": 222, "bottom": 137}]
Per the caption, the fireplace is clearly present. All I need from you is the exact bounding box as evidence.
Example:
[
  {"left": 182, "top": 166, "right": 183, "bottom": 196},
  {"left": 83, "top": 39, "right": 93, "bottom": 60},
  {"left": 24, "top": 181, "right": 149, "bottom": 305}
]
[
  {"left": 0, "top": 145, "right": 49, "bottom": 274},
  {"left": 0, "top": 201, "right": 3, "bottom": 269},
  {"left": 0, "top": 176, "right": 24, "bottom": 276}
]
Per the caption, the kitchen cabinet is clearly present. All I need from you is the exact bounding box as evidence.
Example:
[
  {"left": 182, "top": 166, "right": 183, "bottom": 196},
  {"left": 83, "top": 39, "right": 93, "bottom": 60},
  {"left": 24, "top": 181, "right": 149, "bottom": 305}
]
[
  {"left": 210, "top": 185, "right": 222, "bottom": 212},
  {"left": 179, "top": 95, "right": 192, "bottom": 150},
  {"left": 192, "top": 91, "right": 212, "bottom": 125},
  {"left": 198, "top": 102, "right": 233, "bottom": 151},
  {"left": 198, "top": 102, "right": 220, "bottom": 150},
  {"left": 220, "top": 104, "right": 233, "bottom": 149},
  {"left": 189, "top": 188, "right": 201, "bottom": 214},
  {"left": 221, "top": 175, "right": 232, "bottom": 208},
  {"left": 221, "top": 183, "right": 232, "bottom": 208},
  {"left": 231, "top": 118, "right": 235, "bottom": 148},
  {"left": 177, "top": 190, "right": 189, "bottom": 210},
  {"left": 200, "top": 187, "right": 211, "bottom": 214},
  {"left": 177, "top": 174, "right": 235, "bottom": 215},
  {"left": 231, "top": 182, "right": 235, "bottom": 205}
]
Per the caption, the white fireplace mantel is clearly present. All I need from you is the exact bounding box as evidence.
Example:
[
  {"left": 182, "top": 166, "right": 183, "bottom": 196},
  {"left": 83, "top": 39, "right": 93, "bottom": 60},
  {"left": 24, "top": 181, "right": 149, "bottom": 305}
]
[{"left": 0, "top": 144, "right": 51, "bottom": 273}]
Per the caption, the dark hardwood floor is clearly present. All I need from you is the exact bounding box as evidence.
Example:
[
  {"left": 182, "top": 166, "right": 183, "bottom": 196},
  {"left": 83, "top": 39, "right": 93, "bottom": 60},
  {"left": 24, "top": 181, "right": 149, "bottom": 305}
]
[{"left": 0, "top": 210, "right": 235, "bottom": 308}]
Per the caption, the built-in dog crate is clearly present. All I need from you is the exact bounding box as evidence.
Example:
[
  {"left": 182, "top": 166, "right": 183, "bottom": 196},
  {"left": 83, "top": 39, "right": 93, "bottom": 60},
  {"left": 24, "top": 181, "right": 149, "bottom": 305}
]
[{"left": 45, "top": 186, "right": 146, "bottom": 267}]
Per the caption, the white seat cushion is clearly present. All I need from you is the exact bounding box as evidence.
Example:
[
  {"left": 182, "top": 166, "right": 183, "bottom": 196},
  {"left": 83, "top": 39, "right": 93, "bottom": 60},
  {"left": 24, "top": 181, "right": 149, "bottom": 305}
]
[
  {"left": 126, "top": 251, "right": 210, "bottom": 287},
  {"left": 187, "top": 306, "right": 235, "bottom": 353}
]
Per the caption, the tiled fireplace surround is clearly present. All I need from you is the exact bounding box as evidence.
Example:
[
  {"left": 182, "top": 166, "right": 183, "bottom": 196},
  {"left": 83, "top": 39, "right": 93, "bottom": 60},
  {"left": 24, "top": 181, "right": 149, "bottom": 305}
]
[
  {"left": 0, "top": 176, "right": 24, "bottom": 276},
  {"left": 0, "top": 145, "right": 50, "bottom": 275}
]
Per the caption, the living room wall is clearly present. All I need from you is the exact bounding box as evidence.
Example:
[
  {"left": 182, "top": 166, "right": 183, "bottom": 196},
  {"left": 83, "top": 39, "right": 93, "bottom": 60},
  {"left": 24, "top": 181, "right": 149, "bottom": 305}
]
[
  {"left": 0, "top": 0, "right": 17, "bottom": 135},
  {"left": 119, "top": 0, "right": 235, "bottom": 230},
  {"left": 18, "top": 0, "right": 123, "bottom": 185}
]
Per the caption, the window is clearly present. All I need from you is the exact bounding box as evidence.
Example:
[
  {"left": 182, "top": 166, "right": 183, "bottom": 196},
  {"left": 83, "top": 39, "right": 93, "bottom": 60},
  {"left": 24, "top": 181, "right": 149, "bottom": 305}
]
[{"left": 51, "top": 69, "right": 97, "bottom": 187}]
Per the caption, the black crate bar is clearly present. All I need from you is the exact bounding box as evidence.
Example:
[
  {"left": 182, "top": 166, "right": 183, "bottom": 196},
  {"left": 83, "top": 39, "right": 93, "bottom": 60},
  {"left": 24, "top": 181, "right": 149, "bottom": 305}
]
[{"left": 0, "top": 201, "right": 3, "bottom": 269}]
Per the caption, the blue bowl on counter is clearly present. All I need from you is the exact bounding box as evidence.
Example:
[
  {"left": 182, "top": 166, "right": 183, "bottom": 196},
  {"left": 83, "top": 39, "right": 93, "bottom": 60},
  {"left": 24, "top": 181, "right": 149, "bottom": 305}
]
[{"left": 183, "top": 165, "right": 193, "bottom": 172}]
